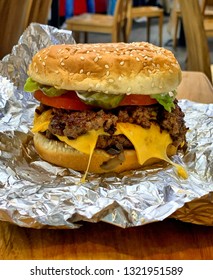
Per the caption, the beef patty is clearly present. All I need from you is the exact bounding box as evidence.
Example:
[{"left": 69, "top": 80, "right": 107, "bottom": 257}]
[{"left": 36, "top": 100, "right": 187, "bottom": 154}]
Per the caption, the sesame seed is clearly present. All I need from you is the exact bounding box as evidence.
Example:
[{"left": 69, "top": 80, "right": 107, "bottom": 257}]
[
  {"left": 80, "top": 69, "right": 84, "bottom": 74},
  {"left": 42, "top": 62, "right": 46, "bottom": 66},
  {"left": 80, "top": 56, "right": 85, "bottom": 60},
  {"left": 106, "top": 71, "right": 110, "bottom": 76},
  {"left": 105, "top": 64, "right": 109, "bottom": 69},
  {"left": 136, "top": 57, "right": 140, "bottom": 61},
  {"left": 87, "top": 71, "right": 91, "bottom": 76},
  {"left": 120, "top": 61, "right": 125, "bottom": 66},
  {"left": 55, "top": 70, "right": 59, "bottom": 74},
  {"left": 61, "top": 62, "right": 65, "bottom": 66},
  {"left": 94, "top": 56, "right": 99, "bottom": 62}
]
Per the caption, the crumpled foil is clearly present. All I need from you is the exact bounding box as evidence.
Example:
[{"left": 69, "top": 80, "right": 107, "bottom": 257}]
[{"left": 0, "top": 23, "right": 212, "bottom": 229}]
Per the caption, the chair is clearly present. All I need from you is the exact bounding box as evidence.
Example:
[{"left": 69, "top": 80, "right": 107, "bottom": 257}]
[
  {"left": 0, "top": 0, "right": 33, "bottom": 59},
  {"left": 202, "top": 0, "right": 213, "bottom": 37},
  {"left": 126, "top": 2, "right": 164, "bottom": 46},
  {"left": 179, "top": 0, "right": 212, "bottom": 83},
  {"left": 27, "top": 0, "right": 52, "bottom": 25},
  {"left": 170, "top": 0, "right": 213, "bottom": 49},
  {"left": 65, "top": 0, "right": 132, "bottom": 43},
  {"left": 167, "top": 0, "right": 181, "bottom": 49},
  {"left": 200, "top": 0, "right": 213, "bottom": 16}
]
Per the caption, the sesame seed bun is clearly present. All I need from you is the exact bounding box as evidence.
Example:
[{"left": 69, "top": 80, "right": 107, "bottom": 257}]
[
  {"left": 34, "top": 132, "right": 178, "bottom": 174},
  {"left": 28, "top": 42, "right": 182, "bottom": 95}
]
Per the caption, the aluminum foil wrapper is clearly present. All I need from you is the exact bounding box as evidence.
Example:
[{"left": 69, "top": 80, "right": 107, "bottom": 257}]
[{"left": 0, "top": 23, "right": 213, "bottom": 229}]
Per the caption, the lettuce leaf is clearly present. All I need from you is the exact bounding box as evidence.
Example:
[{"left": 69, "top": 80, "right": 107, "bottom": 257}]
[
  {"left": 77, "top": 91, "right": 125, "bottom": 109},
  {"left": 24, "top": 77, "right": 39, "bottom": 92},
  {"left": 152, "top": 91, "right": 177, "bottom": 112},
  {"left": 24, "top": 77, "right": 66, "bottom": 97},
  {"left": 24, "top": 77, "right": 177, "bottom": 112}
]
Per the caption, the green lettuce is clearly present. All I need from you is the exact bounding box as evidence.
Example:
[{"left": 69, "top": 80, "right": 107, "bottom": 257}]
[
  {"left": 152, "top": 91, "right": 177, "bottom": 112},
  {"left": 24, "top": 77, "right": 66, "bottom": 97},
  {"left": 24, "top": 77, "right": 39, "bottom": 92},
  {"left": 77, "top": 91, "right": 125, "bottom": 109},
  {"left": 24, "top": 77, "right": 177, "bottom": 112}
]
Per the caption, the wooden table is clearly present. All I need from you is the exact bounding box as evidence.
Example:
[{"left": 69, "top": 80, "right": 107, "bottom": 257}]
[{"left": 0, "top": 71, "right": 213, "bottom": 260}]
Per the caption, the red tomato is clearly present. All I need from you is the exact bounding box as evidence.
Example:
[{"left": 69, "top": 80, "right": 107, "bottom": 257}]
[
  {"left": 34, "top": 90, "right": 93, "bottom": 110},
  {"left": 34, "top": 90, "right": 157, "bottom": 110},
  {"left": 119, "top": 94, "right": 157, "bottom": 106}
]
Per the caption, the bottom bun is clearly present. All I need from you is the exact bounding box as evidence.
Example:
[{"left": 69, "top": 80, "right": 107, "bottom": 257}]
[{"left": 33, "top": 133, "right": 178, "bottom": 174}]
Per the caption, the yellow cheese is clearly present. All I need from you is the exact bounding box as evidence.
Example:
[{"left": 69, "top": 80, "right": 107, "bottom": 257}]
[
  {"left": 116, "top": 123, "right": 172, "bottom": 165},
  {"left": 56, "top": 129, "right": 107, "bottom": 155},
  {"left": 31, "top": 109, "right": 53, "bottom": 133},
  {"left": 32, "top": 110, "right": 187, "bottom": 179},
  {"left": 57, "top": 129, "right": 108, "bottom": 182},
  {"left": 116, "top": 123, "right": 188, "bottom": 179}
]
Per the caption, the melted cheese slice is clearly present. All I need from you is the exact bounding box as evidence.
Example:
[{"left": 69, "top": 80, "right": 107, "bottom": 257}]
[
  {"left": 32, "top": 109, "right": 53, "bottom": 133},
  {"left": 116, "top": 123, "right": 188, "bottom": 179},
  {"left": 116, "top": 123, "right": 171, "bottom": 165},
  {"left": 57, "top": 129, "right": 108, "bottom": 182},
  {"left": 32, "top": 110, "right": 187, "bottom": 179}
]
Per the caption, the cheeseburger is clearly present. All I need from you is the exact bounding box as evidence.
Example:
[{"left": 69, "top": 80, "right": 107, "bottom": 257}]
[{"left": 24, "top": 42, "right": 188, "bottom": 179}]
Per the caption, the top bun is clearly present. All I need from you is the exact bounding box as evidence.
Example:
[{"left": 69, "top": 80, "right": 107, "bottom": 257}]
[{"left": 28, "top": 42, "right": 182, "bottom": 95}]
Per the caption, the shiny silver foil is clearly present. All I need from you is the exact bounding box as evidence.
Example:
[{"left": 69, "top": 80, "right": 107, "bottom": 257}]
[{"left": 0, "top": 23, "right": 212, "bottom": 229}]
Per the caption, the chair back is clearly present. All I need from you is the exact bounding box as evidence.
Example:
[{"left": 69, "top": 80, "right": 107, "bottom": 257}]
[
  {"left": 179, "top": 0, "right": 212, "bottom": 83},
  {"left": 200, "top": 0, "right": 213, "bottom": 13},
  {"left": 28, "top": 0, "right": 52, "bottom": 25},
  {"left": 113, "top": 0, "right": 132, "bottom": 41},
  {"left": 0, "top": 0, "right": 33, "bottom": 59}
]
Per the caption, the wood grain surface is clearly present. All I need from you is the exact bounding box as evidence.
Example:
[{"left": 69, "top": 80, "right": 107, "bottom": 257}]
[
  {"left": 0, "top": 71, "right": 213, "bottom": 260},
  {"left": 1, "top": 219, "right": 213, "bottom": 260}
]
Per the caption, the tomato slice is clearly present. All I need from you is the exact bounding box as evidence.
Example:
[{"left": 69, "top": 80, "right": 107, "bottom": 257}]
[
  {"left": 34, "top": 90, "right": 93, "bottom": 110},
  {"left": 119, "top": 94, "right": 157, "bottom": 106},
  {"left": 34, "top": 90, "right": 157, "bottom": 110}
]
